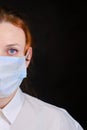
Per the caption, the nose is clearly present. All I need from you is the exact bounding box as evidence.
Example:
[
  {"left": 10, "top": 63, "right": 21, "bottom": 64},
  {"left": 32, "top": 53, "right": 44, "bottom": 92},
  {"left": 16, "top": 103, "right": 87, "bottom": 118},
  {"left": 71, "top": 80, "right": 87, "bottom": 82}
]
[
  {"left": 0, "top": 51, "right": 2, "bottom": 56},
  {"left": 0, "top": 51, "right": 5, "bottom": 56}
]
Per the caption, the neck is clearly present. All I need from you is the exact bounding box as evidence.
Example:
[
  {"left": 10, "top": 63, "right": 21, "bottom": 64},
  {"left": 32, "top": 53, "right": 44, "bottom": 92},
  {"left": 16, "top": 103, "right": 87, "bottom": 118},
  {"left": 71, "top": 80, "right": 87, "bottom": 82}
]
[{"left": 0, "top": 90, "right": 17, "bottom": 109}]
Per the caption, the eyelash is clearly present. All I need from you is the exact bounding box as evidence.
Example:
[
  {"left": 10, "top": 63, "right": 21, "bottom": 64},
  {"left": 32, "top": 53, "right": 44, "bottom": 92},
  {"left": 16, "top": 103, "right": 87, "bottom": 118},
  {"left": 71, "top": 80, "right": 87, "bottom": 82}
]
[{"left": 7, "top": 48, "right": 18, "bottom": 55}]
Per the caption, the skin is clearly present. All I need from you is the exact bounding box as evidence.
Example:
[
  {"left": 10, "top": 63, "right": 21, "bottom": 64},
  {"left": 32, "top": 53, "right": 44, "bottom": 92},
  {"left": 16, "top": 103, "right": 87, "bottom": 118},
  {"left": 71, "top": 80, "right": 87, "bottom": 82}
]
[{"left": 0, "top": 22, "right": 32, "bottom": 108}]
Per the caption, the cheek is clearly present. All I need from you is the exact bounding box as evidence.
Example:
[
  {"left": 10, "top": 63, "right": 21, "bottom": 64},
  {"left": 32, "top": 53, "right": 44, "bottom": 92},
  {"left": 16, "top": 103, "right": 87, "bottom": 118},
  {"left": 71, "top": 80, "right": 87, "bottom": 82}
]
[
  {"left": 20, "top": 44, "right": 26, "bottom": 56},
  {"left": 19, "top": 50, "right": 25, "bottom": 56}
]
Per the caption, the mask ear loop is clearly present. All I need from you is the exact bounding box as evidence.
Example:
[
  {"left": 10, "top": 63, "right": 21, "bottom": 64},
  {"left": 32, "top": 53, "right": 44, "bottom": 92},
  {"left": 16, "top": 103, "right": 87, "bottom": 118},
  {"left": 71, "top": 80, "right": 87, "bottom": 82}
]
[
  {"left": 25, "top": 52, "right": 30, "bottom": 61},
  {"left": 25, "top": 55, "right": 29, "bottom": 61}
]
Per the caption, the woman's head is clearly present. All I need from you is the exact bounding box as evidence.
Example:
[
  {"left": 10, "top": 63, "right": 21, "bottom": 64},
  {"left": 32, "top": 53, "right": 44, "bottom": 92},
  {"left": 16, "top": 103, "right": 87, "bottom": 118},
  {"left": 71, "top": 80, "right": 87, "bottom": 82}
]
[{"left": 0, "top": 8, "right": 32, "bottom": 67}]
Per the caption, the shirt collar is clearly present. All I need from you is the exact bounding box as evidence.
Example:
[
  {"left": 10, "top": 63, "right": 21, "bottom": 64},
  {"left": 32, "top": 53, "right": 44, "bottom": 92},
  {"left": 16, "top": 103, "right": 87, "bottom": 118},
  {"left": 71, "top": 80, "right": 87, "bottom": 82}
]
[{"left": 2, "top": 88, "right": 24, "bottom": 124}]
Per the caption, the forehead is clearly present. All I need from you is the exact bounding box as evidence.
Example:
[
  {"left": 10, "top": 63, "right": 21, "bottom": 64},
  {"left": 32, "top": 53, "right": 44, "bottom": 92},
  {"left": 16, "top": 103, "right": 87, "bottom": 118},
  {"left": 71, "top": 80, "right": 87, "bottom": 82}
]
[{"left": 0, "top": 22, "right": 26, "bottom": 45}]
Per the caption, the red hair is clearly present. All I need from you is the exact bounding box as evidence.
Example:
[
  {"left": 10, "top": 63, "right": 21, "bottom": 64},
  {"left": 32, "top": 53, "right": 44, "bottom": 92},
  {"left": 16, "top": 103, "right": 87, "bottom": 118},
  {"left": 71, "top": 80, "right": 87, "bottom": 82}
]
[{"left": 0, "top": 8, "right": 32, "bottom": 54}]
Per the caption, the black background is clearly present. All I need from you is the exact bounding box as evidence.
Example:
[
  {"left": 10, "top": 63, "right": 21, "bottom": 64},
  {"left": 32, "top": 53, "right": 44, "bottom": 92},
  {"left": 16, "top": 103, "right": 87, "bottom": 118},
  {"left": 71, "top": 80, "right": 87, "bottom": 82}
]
[{"left": 0, "top": 1, "right": 86, "bottom": 129}]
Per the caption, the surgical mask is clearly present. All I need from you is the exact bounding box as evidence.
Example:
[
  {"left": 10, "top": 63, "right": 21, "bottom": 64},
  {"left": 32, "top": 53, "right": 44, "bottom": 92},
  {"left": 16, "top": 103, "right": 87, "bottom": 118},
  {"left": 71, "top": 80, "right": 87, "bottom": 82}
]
[{"left": 0, "top": 56, "right": 27, "bottom": 98}]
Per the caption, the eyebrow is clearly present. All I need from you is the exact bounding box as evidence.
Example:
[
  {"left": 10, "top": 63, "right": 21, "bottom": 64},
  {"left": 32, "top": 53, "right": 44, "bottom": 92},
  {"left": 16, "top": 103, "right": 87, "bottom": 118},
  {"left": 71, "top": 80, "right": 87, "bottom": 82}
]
[{"left": 6, "top": 43, "right": 20, "bottom": 47}]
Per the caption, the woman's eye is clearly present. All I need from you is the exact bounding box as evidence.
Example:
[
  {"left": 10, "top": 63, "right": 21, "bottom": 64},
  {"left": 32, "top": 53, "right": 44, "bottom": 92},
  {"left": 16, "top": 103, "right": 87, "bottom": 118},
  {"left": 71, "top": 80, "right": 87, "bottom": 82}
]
[{"left": 7, "top": 49, "right": 18, "bottom": 55}]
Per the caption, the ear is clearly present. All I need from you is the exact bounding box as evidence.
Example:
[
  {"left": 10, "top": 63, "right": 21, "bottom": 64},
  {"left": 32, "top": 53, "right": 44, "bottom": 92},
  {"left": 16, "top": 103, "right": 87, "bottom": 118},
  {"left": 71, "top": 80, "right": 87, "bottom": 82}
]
[{"left": 25, "top": 47, "right": 32, "bottom": 68}]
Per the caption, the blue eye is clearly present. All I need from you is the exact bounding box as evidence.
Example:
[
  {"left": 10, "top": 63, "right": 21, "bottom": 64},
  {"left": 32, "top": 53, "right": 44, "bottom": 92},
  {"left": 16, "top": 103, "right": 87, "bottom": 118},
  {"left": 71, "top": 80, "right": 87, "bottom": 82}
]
[{"left": 8, "top": 49, "right": 18, "bottom": 55}]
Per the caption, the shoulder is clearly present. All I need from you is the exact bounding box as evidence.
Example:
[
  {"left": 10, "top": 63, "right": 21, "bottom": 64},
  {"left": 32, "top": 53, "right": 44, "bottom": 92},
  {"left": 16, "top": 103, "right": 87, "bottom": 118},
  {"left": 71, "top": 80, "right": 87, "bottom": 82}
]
[{"left": 22, "top": 92, "right": 83, "bottom": 130}]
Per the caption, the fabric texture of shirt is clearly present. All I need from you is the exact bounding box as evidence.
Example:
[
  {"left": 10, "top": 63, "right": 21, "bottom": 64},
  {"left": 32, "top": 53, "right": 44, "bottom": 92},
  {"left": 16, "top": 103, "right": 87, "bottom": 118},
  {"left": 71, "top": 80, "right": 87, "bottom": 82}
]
[
  {"left": 0, "top": 89, "right": 24, "bottom": 130},
  {"left": 0, "top": 88, "right": 84, "bottom": 130}
]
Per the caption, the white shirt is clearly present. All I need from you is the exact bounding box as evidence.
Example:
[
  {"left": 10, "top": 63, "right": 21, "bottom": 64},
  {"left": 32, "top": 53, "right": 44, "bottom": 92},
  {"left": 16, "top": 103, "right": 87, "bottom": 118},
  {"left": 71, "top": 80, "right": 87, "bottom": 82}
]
[
  {"left": 0, "top": 89, "right": 24, "bottom": 130},
  {"left": 0, "top": 88, "right": 84, "bottom": 130}
]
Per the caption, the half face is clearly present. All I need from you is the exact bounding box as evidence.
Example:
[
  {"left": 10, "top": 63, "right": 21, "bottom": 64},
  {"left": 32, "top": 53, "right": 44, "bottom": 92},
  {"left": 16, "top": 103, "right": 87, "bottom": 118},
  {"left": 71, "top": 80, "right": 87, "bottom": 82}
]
[
  {"left": 0, "top": 22, "right": 32, "bottom": 68},
  {"left": 0, "top": 22, "right": 26, "bottom": 57}
]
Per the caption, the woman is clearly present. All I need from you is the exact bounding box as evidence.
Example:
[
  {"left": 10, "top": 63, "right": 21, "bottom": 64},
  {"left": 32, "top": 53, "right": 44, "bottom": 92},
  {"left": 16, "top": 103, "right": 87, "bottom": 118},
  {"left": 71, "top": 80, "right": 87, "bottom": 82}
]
[{"left": 0, "top": 8, "right": 83, "bottom": 130}]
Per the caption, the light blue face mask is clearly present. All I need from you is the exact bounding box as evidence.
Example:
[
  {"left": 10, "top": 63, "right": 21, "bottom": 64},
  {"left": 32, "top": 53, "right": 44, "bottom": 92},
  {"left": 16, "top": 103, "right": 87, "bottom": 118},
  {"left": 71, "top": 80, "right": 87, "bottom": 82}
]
[{"left": 0, "top": 56, "right": 27, "bottom": 98}]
